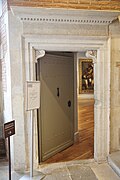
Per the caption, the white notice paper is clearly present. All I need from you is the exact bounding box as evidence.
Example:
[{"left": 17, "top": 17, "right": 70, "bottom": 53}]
[{"left": 26, "top": 81, "right": 40, "bottom": 111}]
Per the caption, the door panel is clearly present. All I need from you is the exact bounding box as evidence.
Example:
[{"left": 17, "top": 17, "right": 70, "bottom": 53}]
[{"left": 39, "top": 54, "right": 74, "bottom": 161}]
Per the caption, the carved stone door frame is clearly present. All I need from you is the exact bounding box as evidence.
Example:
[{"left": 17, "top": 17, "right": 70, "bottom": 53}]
[
  {"left": 23, "top": 35, "right": 110, "bottom": 164},
  {"left": 8, "top": 7, "right": 117, "bottom": 169}
]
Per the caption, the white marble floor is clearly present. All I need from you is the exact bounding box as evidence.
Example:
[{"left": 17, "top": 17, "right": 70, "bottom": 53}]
[{"left": 0, "top": 159, "right": 120, "bottom": 180}]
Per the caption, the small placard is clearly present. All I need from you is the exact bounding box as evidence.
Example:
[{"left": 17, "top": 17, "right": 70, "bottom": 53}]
[
  {"left": 26, "top": 81, "right": 40, "bottom": 111},
  {"left": 4, "top": 120, "right": 15, "bottom": 138}
]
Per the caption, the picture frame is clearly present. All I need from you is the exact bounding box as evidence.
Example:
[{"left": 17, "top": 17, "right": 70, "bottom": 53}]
[{"left": 79, "top": 59, "right": 94, "bottom": 94}]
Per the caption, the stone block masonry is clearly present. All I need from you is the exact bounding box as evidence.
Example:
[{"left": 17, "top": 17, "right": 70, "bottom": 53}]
[
  {"left": 0, "top": 0, "right": 8, "bottom": 154},
  {"left": 0, "top": 0, "right": 8, "bottom": 92},
  {"left": 9, "top": 0, "right": 120, "bottom": 11}
]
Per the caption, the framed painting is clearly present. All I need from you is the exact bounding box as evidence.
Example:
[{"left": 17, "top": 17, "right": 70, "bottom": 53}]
[{"left": 79, "top": 59, "right": 94, "bottom": 94}]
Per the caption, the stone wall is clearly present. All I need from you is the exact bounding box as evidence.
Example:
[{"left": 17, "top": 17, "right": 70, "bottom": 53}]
[
  {"left": 0, "top": 1, "right": 8, "bottom": 159},
  {"left": 109, "top": 20, "right": 120, "bottom": 152},
  {"left": 8, "top": 0, "right": 120, "bottom": 11},
  {"left": 0, "top": 0, "right": 120, "bottom": 170},
  {"left": 0, "top": 0, "right": 8, "bottom": 138},
  {"left": 0, "top": 0, "right": 9, "bottom": 160},
  {"left": 8, "top": 6, "right": 116, "bottom": 169},
  {"left": 0, "top": 61, "right": 3, "bottom": 137},
  {"left": 0, "top": 1, "right": 8, "bottom": 92}
]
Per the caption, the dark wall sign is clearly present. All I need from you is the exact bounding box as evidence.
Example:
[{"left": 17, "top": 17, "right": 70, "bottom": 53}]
[
  {"left": 4, "top": 120, "right": 15, "bottom": 138},
  {"left": 4, "top": 120, "right": 15, "bottom": 180}
]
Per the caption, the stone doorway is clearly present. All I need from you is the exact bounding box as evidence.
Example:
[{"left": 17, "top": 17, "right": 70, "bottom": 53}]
[
  {"left": 32, "top": 43, "right": 110, "bottom": 166},
  {"left": 36, "top": 51, "right": 94, "bottom": 164},
  {"left": 8, "top": 7, "right": 116, "bottom": 170}
]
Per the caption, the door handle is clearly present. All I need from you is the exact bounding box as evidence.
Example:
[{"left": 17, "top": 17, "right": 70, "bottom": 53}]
[
  {"left": 57, "top": 88, "right": 60, "bottom": 97},
  {"left": 68, "top": 100, "right": 71, "bottom": 107}
]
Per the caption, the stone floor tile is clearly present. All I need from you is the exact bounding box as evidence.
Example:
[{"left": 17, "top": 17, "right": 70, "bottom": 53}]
[
  {"left": 12, "top": 172, "right": 23, "bottom": 180},
  {"left": 19, "top": 171, "right": 45, "bottom": 180},
  {"left": 0, "top": 164, "right": 9, "bottom": 180},
  {"left": 19, "top": 174, "right": 45, "bottom": 180},
  {"left": 39, "top": 162, "right": 66, "bottom": 174},
  {"left": 67, "top": 165, "right": 98, "bottom": 180},
  {"left": 41, "top": 167, "right": 70, "bottom": 179},
  {"left": 66, "top": 159, "right": 95, "bottom": 166},
  {"left": 43, "top": 174, "right": 71, "bottom": 180},
  {"left": 0, "top": 161, "right": 120, "bottom": 180},
  {"left": 91, "top": 163, "right": 120, "bottom": 180}
]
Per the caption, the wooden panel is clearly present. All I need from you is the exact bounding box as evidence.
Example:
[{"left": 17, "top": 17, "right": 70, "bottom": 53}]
[{"left": 43, "top": 98, "right": 94, "bottom": 163}]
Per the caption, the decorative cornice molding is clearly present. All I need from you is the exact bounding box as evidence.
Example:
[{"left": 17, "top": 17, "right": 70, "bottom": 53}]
[
  {"left": 20, "top": 16, "right": 112, "bottom": 25},
  {"left": 11, "top": 6, "right": 120, "bottom": 26}
]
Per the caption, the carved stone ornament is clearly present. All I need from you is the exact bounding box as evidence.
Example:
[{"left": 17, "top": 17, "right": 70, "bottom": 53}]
[
  {"left": 85, "top": 50, "right": 97, "bottom": 63},
  {"left": 35, "top": 50, "right": 45, "bottom": 62}
]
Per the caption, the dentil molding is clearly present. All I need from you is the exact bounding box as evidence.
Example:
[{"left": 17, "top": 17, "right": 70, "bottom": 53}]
[{"left": 11, "top": 6, "right": 120, "bottom": 25}]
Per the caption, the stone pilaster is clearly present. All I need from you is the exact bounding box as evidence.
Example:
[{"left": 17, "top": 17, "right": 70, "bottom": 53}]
[{"left": 86, "top": 48, "right": 110, "bottom": 162}]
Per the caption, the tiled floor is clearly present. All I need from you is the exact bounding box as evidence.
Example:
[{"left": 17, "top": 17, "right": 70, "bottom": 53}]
[{"left": 0, "top": 159, "right": 120, "bottom": 180}]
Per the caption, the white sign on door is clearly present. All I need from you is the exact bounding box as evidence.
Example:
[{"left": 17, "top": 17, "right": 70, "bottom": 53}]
[{"left": 26, "top": 81, "right": 40, "bottom": 111}]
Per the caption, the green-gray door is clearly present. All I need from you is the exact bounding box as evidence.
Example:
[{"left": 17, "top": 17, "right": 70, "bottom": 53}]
[{"left": 39, "top": 53, "right": 74, "bottom": 161}]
